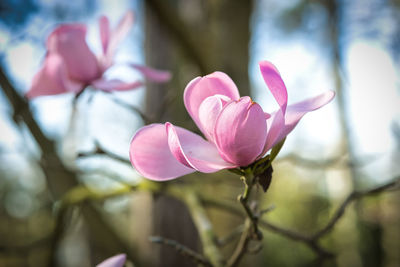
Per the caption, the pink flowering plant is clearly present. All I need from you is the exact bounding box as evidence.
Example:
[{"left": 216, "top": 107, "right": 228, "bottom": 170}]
[
  {"left": 26, "top": 11, "right": 170, "bottom": 98},
  {"left": 126, "top": 61, "right": 334, "bottom": 265},
  {"left": 2, "top": 2, "right": 398, "bottom": 266},
  {"left": 129, "top": 61, "right": 334, "bottom": 182}
]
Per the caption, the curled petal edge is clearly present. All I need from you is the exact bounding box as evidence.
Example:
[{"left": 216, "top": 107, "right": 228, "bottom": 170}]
[
  {"left": 166, "top": 122, "right": 237, "bottom": 173},
  {"left": 262, "top": 90, "right": 336, "bottom": 154},
  {"left": 129, "top": 124, "right": 195, "bottom": 181},
  {"left": 259, "top": 60, "right": 288, "bottom": 114},
  {"left": 183, "top": 72, "right": 240, "bottom": 138}
]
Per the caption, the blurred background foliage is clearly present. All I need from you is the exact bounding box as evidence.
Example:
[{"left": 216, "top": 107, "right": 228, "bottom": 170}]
[{"left": 0, "top": 0, "right": 399, "bottom": 266}]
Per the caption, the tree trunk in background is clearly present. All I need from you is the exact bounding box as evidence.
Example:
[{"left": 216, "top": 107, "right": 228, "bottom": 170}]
[
  {"left": 207, "top": 0, "right": 252, "bottom": 95},
  {"left": 327, "top": 1, "right": 380, "bottom": 266},
  {"left": 144, "top": 3, "right": 199, "bottom": 267},
  {"left": 326, "top": 2, "right": 362, "bottom": 266},
  {"left": 142, "top": 0, "right": 253, "bottom": 266}
]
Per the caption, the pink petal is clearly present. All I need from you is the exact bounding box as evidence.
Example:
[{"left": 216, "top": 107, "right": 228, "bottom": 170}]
[
  {"left": 166, "top": 122, "right": 236, "bottom": 173},
  {"left": 279, "top": 90, "right": 335, "bottom": 141},
  {"left": 198, "top": 94, "right": 231, "bottom": 141},
  {"left": 92, "top": 78, "right": 143, "bottom": 92},
  {"left": 105, "top": 11, "right": 134, "bottom": 64},
  {"left": 130, "top": 124, "right": 195, "bottom": 181},
  {"left": 47, "top": 24, "right": 100, "bottom": 82},
  {"left": 262, "top": 109, "right": 285, "bottom": 155},
  {"left": 131, "top": 64, "right": 171, "bottom": 82},
  {"left": 184, "top": 72, "right": 240, "bottom": 137},
  {"left": 214, "top": 96, "right": 268, "bottom": 166},
  {"left": 99, "top": 15, "right": 110, "bottom": 55},
  {"left": 259, "top": 61, "right": 288, "bottom": 114},
  {"left": 264, "top": 90, "right": 335, "bottom": 152},
  {"left": 26, "top": 54, "right": 83, "bottom": 98},
  {"left": 96, "top": 254, "right": 126, "bottom": 267}
]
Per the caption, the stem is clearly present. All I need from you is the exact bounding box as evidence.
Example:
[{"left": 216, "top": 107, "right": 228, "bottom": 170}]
[
  {"left": 238, "top": 173, "right": 262, "bottom": 240},
  {"left": 227, "top": 170, "right": 263, "bottom": 267},
  {"left": 226, "top": 219, "right": 252, "bottom": 267}
]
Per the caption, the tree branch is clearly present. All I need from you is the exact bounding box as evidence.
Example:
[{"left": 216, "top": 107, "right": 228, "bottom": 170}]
[
  {"left": 77, "top": 140, "right": 130, "bottom": 165},
  {"left": 237, "top": 175, "right": 262, "bottom": 240},
  {"left": 201, "top": 177, "right": 400, "bottom": 259},
  {"left": 217, "top": 225, "right": 244, "bottom": 247},
  {"left": 312, "top": 177, "right": 400, "bottom": 240},
  {"left": 0, "top": 68, "right": 55, "bottom": 153},
  {"left": 227, "top": 171, "right": 263, "bottom": 267},
  {"left": 0, "top": 66, "right": 138, "bottom": 265},
  {"left": 226, "top": 219, "right": 252, "bottom": 267},
  {"left": 150, "top": 236, "right": 213, "bottom": 267},
  {"left": 179, "top": 189, "right": 224, "bottom": 267}
]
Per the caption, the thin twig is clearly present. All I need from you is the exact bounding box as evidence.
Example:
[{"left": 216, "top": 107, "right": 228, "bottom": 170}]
[
  {"left": 227, "top": 171, "right": 263, "bottom": 267},
  {"left": 312, "top": 177, "right": 400, "bottom": 239},
  {"left": 226, "top": 219, "right": 252, "bottom": 267},
  {"left": 238, "top": 174, "right": 262, "bottom": 240},
  {"left": 150, "top": 236, "right": 213, "bottom": 267},
  {"left": 217, "top": 225, "right": 244, "bottom": 247},
  {"left": 0, "top": 66, "right": 139, "bottom": 265},
  {"left": 259, "top": 205, "right": 276, "bottom": 216},
  {"left": 77, "top": 140, "right": 130, "bottom": 164},
  {"left": 201, "top": 177, "right": 399, "bottom": 259},
  {"left": 110, "top": 96, "right": 153, "bottom": 124},
  {"left": 0, "top": 234, "right": 52, "bottom": 253}
]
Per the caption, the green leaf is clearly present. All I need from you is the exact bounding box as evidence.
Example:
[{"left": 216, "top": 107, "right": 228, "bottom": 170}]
[{"left": 270, "top": 137, "right": 286, "bottom": 162}]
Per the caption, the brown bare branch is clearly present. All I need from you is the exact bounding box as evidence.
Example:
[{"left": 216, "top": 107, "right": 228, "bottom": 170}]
[
  {"left": 312, "top": 176, "right": 400, "bottom": 240},
  {"left": 77, "top": 140, "right": 130, "bottom": 165},
  {"left": 0, "top": 66, "right": 138, "bottom": 265},
  {"left": 201, "top": 177, "right": 400, "bottom": 260},
  {"left": 226, "top": 219, "right": 252, "bottom": 267},
  {"left": 150, "top": 236, "right": 213, "bottom": 267}
]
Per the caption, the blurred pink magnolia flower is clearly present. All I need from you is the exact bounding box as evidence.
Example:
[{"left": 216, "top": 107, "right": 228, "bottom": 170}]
[
  {"left": 26, "top": 11, "right": 170, "bottom": 98},
  {"left": 96, "top": 254, "right": 126, "bottom": 267},
  {"left": 129, "top": 61, "right": 335, "bottom": 181}
]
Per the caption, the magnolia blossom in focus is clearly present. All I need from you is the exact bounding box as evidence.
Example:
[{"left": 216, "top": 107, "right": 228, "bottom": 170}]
[
  {"left": 96, "top": 254, "right": 126, "bottom": 267},
  {"left": 130, "top": 61, "right": 335, "bottom": 180},
  {"left": 26, "top": 11, "right": 170, "bottom": 98}
]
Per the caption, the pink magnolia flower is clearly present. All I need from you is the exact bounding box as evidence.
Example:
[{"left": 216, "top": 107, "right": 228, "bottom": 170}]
[
  {"left": 26, "top": 11, "right": 170, "bottom": 98},
  {"left": 129, "top": 61, "right": 335, "bottom": 181},
  {"left": 96, "top": 254, "right": 126, "bottom": 267}
]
